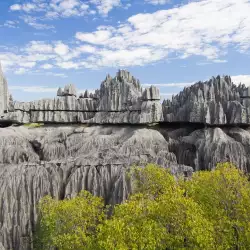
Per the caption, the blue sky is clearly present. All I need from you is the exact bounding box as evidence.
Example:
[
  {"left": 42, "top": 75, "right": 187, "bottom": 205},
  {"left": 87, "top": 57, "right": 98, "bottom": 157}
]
[{"left": 0, "top": 0, "right": 250, "bottom": 101}]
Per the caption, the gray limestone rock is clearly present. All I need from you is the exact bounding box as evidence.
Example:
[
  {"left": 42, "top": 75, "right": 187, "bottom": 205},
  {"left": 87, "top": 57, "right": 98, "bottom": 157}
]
[
  {"left": 1, "top": 123, "right": 250, "bottom": 249},
  {"left": 167, "top": 127, "right": 249, "bottom": 172},
  {"left": 84, "top": 90, "right": 90, "bottom": 98},
  {"left": 143, "top": 86, "right": 160, "bottom": 100},
  {"left": 2, "top": 70, "right": 250, "bottom": 126},
  {"left": 0, "top": 70, "right": 162, "bottom": 124},
  {"left": 0, "top": 125, "right": 193, "bottom": 249},
  {"left": 0, "top": 63, "right": 9, "bottom": 115},
  {"left": 162, "top": 75, "right": 250, "bottom": 125},
  {"left": 63, "top": 84, "right": 77, "bottom": 96},
  {"left": 57, "top": 87, "right": 64, "bottom": 96},
  {"left": 98, "top": 70, "right": 143, "bottom": 112}
]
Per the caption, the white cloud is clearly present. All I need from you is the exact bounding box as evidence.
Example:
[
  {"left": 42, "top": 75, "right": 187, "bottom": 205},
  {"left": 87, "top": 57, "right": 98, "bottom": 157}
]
[
  {"left": 143, "top": 82, "right": 194, "bottom": 87},
  {"left": 1, "top": 20, "right": 19, "bottom": 28},
  {"left": 41, "top": 63, "right": 53, "bottom": 69},
  {"left": 15, "top": 68, "right": 28, "bottom": 75},
  {"left": 145, "top": 0, "right": 170, "bottom": 5},
  {"left": 45, "top": 72, "right": 68, "bottom": 77},
  {"left": 10, "top": 3, "right": 38, "bottom": 12},
  {"left": 231, "top": 75, "right": 250, "bottom": 86},
  {"left": 76, "top": 29, "right": 112, "bottom": 44},
  {"left": 25, "top": 41, "right": 54, "bottom": 53},
  {"left": 54, "top": 42, "right": 70, "bottom": 56},
  {"left": 10, "top": 0, "right": 90, "bottom": 18},
  {"left": 9, "top": 85, "right": 93, "bottom": 95},
  {"left": 21, "top": 62, "right": 37, "bottom": 68},
  {"left": 56, "top": 61, "right": 79, "bottom": 69},
  {"left": 9, "top": 85, "right": 58, "bottom": 93},
  {"left": 22, "top": 16, "right": 55, "bottom": 30},
  {"left": 9, "top": 0, "right": 124, "bottom": 21},
  {"left": 212, "top": 59, "right": 228, "bottom": 63},
  {"left": 3, "top": 0, "right": 250, "bottom": 72},
  {"left": 10, "top": 4, "right": 22, "bottom": 11},
  {"left": 74, "top": 0, "right": 250, "bottom": 67},
  {"left": 77, "top": 45, "right": 96, "bottom": 53},
  {"left": 89, "top": 0, "right": 121, "bottom": 15}
]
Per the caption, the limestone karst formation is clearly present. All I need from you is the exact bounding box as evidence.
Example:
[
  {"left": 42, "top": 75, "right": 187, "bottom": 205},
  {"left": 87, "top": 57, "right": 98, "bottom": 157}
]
[
  {"left": 2, "top": 69, "right": 250, "bottom": 125},
  {"left": 0, "top": 63, "right": 8, "bottom": 116},
  {"left": 1, "top": 67, "right": 250, "bottom": 249}
]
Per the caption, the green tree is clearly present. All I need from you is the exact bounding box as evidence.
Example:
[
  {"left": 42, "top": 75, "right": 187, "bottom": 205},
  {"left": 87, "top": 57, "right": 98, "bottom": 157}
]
[
  {"left": 34, "top": 163, "right": 250, "bottom": 250},
  {"left": 34, "top": 190, "right": 105, "bottom": 250},
  {"left": 96, "top": 164, "right": 215, "bottom": 250},
  {"left": 185, "top": 162, "right": 250, "bottom": 250}
]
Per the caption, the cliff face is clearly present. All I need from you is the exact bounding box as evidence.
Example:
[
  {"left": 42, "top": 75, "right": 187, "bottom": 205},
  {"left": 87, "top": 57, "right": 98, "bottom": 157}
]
[
  {"left": 2, "top": 70, "right": 250, "bottom": 126},
  {"left": 1, "top": 70, "right": 250, "bottom": 249},
  {"left": 0, "top": 125, "right": 192, "bottom": 249},
  {"left": 162, "top": 76, "right": 249, "bottom": 125},
  {"left": 1, "top": 125, "right": 250, "bottom": 249},
  {"left": 3, "top": 70, "right": 162, "bottom": 124},
  {"left": 0, "top": 63, "right": 9, "bottom": 115}
]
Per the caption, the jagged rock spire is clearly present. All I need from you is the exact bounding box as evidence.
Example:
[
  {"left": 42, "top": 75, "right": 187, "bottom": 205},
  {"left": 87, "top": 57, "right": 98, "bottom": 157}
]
[
  {"left": 84, "top": 90, "right": 89, "bottom": 98},
  {"left": 57, "top": 87, "right": 64, "bottom": 96},
  {"left": 0, "top": 61, "right": 4, "bottom": 80},
  {"left": 63, "top": 84, "right": 77, "bottom": 96},
  {"left": 0, "top": 61, "right": 9, "bottom": 114}
]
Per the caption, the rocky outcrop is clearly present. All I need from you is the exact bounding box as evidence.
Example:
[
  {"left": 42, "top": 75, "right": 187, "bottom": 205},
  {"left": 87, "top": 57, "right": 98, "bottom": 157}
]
[
  {"left": 2, "top": 70, "right": 163, "bottom": 124},
  {"left": 1, "top": 123, "right": 250, "bottom": 249},
  {"left": 0, "top": 63, "right": 9, "bottom": 115},
  {"left": 162, "top": 76, "right": 250, "bottom": 125},
  {"left": 2, "top": 68, "right": 250, "bottom": 249},
  {"left": 0, "top": 125, "right": 192, "bottom": 249}
]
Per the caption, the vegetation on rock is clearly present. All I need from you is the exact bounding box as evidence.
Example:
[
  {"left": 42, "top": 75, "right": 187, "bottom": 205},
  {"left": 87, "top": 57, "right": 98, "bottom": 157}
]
[
  {"left": 23, "top": 123, "right": 44, "bottom": 128},
  {"left": 34, "top": 163, "right": 250, "bottom": 250}
]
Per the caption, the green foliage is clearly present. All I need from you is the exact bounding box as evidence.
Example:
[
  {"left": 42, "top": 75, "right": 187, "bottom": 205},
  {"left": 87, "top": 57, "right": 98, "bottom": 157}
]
[
  {"left": 23, "top": 123, "right": 44, "bottom": 128},
  {"left": 34, "top": 191, "right": 105, "bottom": 250},
  {"left": 35, "top": 163, "right": 250, "bottom": 250},
  {"left": 185, "top": 162, "right": 250, "bottom": 250}
]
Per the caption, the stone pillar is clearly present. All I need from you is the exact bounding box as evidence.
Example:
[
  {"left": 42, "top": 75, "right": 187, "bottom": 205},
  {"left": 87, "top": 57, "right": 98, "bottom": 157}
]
[{"left": 0, "top": 63, "right": 9, "bottom": 115}]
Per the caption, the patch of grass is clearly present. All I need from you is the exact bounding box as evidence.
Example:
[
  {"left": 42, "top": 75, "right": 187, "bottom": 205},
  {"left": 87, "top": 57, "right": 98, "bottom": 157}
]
[{"left": 23, "top": 123, "right": 44, "bottom": 128}]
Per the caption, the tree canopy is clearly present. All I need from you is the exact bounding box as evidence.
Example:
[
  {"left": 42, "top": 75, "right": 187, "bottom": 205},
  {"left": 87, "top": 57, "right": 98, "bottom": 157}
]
[{"left": 34, "top": 163, "right": 250, "bottom": 250}]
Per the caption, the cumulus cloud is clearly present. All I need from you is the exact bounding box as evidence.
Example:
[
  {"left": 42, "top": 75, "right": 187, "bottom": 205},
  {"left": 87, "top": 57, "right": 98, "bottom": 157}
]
[
  {"left": 231, "top": 75, "right": 250, "bottom": 86},
  {"left": 74, "top": 0, "right": 250, "bottom": 67},
  {"left": 10, "top": 3, "right": 38, "bottom": 12},
  {"left": 145, "top": 0, "right": 171, "bottom": 5},
  {"left": 9, "top": 85, "right": 59, "bottom": 93},
  {"left": 75, "top": 29, "right": 113, "bottom": 44},
  {"left": 21, "top": 16, "right": 55, "bottom": 30},
  {"left": 25, "top": 41, "right": 54, "bottom": 53},
  {"left": 3, "top": 0, "right": 250, "bottom": 72},
  {"left": 41, "top": 63, "right": 53, "bottom": 69},
  {"left": 9, "top": 0, "right": 123, "bottom": 23},
  {"left": 56, "top": 61, "right": 79, "bottom": 69},
  {"left": 10, "top": 0, "right": 90, "bottom": 18},
  {"left": 1, "top": 20, "right": 19, "bottom": 28},
  {"left": 15, "top": 68, "right": 29, "bottom": 75},
  {"left": 54, "top": 42, "right": 70, "bottom": 56},
  {"left": 89, "top": 0, "right": 121, "bottom": 16}
]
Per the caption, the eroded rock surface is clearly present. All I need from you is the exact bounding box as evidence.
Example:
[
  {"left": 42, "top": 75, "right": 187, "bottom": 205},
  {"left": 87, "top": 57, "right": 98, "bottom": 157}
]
[
  {"left": 3, "top": 70, "right": 163, "bottom": 124},
  {"left": 1, "top": 124, "right": 250, "bottom": 249},
  {"left": 162, "top": 76, "right": 250, "bottom": 125},
  {"left": 0, "top": 125, "right": 193, "bottom": 249},
  {"left": 2, "top": 69, "right": 250, "bottom": 250},
  {"left": 3, "top": 70, "right": 250, "bottom": 126}
]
